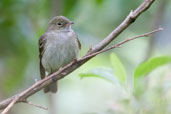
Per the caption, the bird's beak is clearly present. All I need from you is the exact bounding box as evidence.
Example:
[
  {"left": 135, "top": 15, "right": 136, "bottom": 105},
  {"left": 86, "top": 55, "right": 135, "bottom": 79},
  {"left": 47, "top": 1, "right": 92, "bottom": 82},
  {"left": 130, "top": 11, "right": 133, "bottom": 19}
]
[
  {"left": 69, "top": 21, "right": 74, "bottom": 24},
  {"left": 66, "top": 21, "right": 74, "bottom": 26}
]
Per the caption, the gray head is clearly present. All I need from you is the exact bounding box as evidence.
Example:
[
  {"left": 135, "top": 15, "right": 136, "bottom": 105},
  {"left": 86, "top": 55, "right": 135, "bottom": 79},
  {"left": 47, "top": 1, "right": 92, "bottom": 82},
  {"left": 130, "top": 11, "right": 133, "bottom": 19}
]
[{"left": 47, "top": 16, "right": 74, "bottom": 31}]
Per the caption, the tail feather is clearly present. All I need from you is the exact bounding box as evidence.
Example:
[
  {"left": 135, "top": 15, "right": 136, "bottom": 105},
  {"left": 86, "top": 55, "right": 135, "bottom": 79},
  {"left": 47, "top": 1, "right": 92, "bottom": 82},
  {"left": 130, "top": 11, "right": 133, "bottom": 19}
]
[{"left": 44, "top": 81, "right": 57, "bottom": 93}]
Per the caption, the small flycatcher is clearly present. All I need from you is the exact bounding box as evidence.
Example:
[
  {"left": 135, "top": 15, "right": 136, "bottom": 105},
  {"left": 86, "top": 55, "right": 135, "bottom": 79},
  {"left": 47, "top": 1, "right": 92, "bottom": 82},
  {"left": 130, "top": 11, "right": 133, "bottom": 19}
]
[{"left": 39, "top": 16, "right": 81, "bottom": 93}]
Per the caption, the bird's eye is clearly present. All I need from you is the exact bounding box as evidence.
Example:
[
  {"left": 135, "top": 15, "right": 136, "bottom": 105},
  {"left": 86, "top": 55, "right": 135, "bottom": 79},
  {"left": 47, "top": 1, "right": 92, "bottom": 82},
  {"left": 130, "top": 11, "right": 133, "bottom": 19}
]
[{"left": 57, "top": 22, "right": 62, "bottom": 25}]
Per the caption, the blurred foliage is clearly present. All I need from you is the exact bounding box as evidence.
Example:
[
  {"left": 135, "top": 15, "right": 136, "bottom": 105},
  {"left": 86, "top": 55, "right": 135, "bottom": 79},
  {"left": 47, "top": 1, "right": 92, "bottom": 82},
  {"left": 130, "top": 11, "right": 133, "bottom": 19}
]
[
  {"left": 134, "top": 56, "right": 171, "bottom": 78},
  {"left": 80, "top": 67, "right": 118, "bottom": 84},
  {"left": 81, "top": 54, "right": 171, "bottom": 114},
  {"left": 63, "top": 0, "right": 79, "bottom": 15},
  {"left": 133, "top": 56, "right": 171, "bottom": 100},
  {"left": 0, "top": 0, "right": 51, "bottom": 93},
  {"left": 110, "top": 53, "right": 126, "bottom": 84},
  {"left": 0, "top": 0, "right": 171, "bottom": 114},
  {"left": 80, "top": 53, "right": 126, "bottom": 85}
]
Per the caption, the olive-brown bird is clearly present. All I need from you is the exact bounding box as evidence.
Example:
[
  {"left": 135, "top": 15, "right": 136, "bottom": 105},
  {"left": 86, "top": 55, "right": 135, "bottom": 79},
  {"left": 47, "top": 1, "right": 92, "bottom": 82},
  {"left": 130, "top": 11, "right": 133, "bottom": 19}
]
[{"left": 39, "top": 16, "right": 81, "bottom": 93}]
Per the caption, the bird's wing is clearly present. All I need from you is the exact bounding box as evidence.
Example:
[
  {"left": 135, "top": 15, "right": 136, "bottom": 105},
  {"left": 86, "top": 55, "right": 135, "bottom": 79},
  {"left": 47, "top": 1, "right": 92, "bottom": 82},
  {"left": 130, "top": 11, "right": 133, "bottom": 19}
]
[
  {"left": 74, "top": 32, "right": 81, "bottom": 50},
  {"left": 77, "top": 37, "right": 81, "bottom": 50},
  {"left": 39, "top": 34, "right": 47, "bottom": 79}
]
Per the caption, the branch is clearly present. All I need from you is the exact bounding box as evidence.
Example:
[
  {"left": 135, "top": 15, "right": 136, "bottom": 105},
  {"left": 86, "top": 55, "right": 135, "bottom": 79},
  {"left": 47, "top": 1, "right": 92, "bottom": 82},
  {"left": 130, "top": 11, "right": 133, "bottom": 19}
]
[
  {"left": 0, "top": 0, "right": 156, "bottom": 113},
  {"left": 1, "top": 97, "right": 19, "bottom": 114},
  {"left": 145, "top": 0, "right": 167, "bottom": 60}
]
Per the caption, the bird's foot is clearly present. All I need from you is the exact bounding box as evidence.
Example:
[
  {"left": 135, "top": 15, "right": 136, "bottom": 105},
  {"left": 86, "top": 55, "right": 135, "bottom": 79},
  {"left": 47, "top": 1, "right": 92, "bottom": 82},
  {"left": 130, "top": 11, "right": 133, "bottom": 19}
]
[
  {"left": 52, "top": 77, "right": 57, "bottom": 82},
  {"left": 73, "top": 57, "right": 81, "bottom": 66}
]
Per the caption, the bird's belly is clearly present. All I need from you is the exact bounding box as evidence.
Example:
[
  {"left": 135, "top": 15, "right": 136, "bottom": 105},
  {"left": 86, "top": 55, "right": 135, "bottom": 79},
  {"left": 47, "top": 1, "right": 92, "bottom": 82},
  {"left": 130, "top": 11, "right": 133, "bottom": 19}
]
[{"left": 42, "top": 41, "right": 78, "bottom": 74}]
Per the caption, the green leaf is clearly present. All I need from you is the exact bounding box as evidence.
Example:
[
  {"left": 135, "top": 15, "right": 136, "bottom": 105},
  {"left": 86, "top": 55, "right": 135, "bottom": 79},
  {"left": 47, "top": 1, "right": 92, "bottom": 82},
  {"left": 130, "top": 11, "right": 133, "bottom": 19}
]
[
  {"left": 134, "top": 56, "right": 171, "bottom": 78},
  {"left": 79, "top": 67, "right": 119, "bottom": 84},
  {"left": 110, "top": 53, "right": 126, "bottom": 84}
]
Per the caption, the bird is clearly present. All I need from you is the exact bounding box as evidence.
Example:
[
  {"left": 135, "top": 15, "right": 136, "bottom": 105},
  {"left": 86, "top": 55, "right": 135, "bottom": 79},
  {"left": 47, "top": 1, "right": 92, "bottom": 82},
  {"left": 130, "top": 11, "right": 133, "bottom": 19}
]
[{"left": 39, "top": 16, "right": 81, "bottom": 93}]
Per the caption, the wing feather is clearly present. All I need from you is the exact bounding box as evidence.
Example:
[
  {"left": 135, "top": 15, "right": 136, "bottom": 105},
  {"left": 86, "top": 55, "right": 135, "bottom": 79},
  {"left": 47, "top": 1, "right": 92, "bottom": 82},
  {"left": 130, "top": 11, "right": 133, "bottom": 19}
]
[
  {"left": 73, "top": 32, "right": 81, "bottom": 49},
  {"left": 39, "top": 34, "right": 47, "bottom": 79}
]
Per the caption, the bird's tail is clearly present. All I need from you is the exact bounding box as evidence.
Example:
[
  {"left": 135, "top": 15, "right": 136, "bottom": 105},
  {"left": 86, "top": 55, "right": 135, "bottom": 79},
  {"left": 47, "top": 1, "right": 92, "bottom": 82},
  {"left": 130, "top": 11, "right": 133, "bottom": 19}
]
[{"left": 44, "top": 81, "right": 58, "bottom": 93}]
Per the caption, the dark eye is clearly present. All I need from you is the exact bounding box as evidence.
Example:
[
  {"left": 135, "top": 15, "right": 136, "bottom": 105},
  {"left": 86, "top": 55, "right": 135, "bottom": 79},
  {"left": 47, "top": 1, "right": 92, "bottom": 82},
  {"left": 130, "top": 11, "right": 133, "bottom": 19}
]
[{"left": 57, "top": 22, "right": 62, "bottom": 25}]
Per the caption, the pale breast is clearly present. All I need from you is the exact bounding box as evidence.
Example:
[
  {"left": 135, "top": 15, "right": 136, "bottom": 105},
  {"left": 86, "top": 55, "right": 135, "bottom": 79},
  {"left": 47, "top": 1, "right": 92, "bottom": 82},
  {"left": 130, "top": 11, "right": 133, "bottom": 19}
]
[{"left": 41, "top": 31, "right": 79, "bottom": 74}]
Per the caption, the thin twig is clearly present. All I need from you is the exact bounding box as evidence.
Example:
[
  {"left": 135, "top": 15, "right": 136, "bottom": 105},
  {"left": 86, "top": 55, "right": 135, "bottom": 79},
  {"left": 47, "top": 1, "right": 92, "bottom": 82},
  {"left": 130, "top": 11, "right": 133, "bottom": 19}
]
[
  {"left": 115, "top": 27, "right": 163, "bottom": 46},
  {"left": 80, "top": 27, "right": 163, "bottom": 61},
  {"left": 145, "top": 0, "right": 167, "bottom": 60},
  {"left": 24, "top": 101, "right": 48, "bottom": 110}
]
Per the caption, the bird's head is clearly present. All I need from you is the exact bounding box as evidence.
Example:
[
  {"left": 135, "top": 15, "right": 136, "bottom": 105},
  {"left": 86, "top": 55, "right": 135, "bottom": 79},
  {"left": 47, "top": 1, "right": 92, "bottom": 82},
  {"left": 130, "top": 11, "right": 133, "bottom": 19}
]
[{"left": 47, "top": 16, "right": 74, "bottom": 32}]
